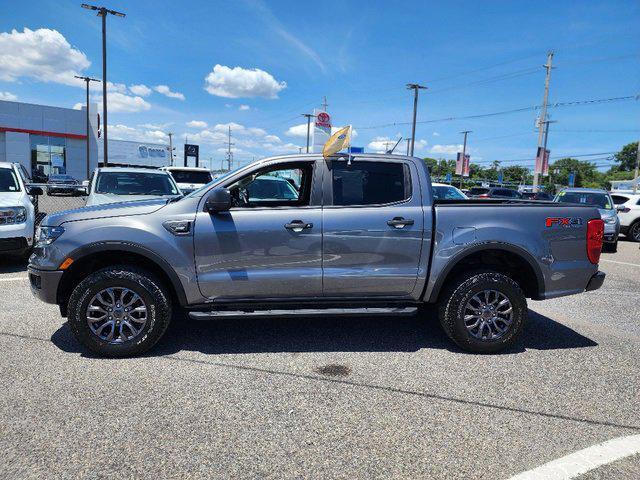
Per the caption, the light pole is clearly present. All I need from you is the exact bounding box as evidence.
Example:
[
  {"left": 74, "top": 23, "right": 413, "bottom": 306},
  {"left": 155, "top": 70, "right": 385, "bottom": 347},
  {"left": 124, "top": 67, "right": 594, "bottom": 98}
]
[
  {"left": 74, "top": 75, "right": 100, "bottom": 179},
  {"left": 406, "top": 83, "right": 427, "bottom": 156},
  {"left": 167, "top": 132, "right": 175, "bottom": 166},
  {"left": 302, "top": 113, "right": 315, "bottom": 153},
  {"left": 459, "top": 130, "right": 471, "bottom": 188},
  {"left": 81, "top": 4, "right": 126, "bottom": 167}
]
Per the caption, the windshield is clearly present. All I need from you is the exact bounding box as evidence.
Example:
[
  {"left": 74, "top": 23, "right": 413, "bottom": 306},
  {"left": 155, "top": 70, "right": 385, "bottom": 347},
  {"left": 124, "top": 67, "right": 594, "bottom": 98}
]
[
  {"left": 95, "top": 172, "right": 179, "bottom": 196},
  {"left": 432, "top": 185, "right": 466, "bottom": 200},
  {"left": 555, "top": 191, "right": 612, "bottom": 209},
  {"left": 0, "top": 168, "right": 20, "bottom": 193},
  {"left": 169, "top": 170, "right": 213, "bottom": 184}
]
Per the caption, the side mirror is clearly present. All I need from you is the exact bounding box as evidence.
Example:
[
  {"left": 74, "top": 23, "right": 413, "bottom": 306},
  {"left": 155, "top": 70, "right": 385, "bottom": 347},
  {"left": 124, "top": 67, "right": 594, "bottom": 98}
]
[
  {"left": 616, "top": 204, "right": 626, "bottom": 212},
  {"left": 27, "top": 186, "right": 43, "bottom": 196},
  {"left": 77, "top": 186, "right": 89, "bottom": 196},
  {"left": 204, "top": 188, "right": 232, "bottom": 213}
]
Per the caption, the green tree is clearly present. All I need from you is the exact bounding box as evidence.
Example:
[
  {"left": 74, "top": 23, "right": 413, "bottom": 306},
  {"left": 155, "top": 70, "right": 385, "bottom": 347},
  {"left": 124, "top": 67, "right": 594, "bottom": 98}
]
[
  {"left": 542, "top": 157, "right": 601, "bottom": 189},
  {"left": 613, "top": 141, "right": 639, "bottom": 172}
]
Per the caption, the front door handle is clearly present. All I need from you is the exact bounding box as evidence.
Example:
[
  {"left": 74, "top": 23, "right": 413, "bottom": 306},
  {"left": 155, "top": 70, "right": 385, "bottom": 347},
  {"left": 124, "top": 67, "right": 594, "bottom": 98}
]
[
  {"left": 387, "top": 217, "right": 414, "bottom": 229},
  {"left": 284, "top": 220, "right": 313, "bottom": 232}
]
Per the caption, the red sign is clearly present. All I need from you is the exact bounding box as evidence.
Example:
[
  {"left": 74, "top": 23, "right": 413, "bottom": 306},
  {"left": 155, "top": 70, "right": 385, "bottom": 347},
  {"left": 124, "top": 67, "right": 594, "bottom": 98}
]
[
  {"left": 535, "top": 147, "right": 550, "bottom": 176},
  {"left": 316, "top": 112, "right": 331, "bottom": 128},
  {"left": 456, "top": 152, "right": 470, "bottom": 177}
]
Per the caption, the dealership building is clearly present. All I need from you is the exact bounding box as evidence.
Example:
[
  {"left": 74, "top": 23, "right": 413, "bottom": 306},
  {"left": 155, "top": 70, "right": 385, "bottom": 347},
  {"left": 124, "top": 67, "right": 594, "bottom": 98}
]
[{"left": 0, "top": 99, "right": 171, "bottom": 181}]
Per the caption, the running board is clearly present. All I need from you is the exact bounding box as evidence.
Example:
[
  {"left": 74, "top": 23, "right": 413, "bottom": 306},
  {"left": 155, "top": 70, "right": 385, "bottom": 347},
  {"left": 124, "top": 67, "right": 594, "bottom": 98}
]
[{"left": 188, "top": 307, "right": 418, "bottom": 321}]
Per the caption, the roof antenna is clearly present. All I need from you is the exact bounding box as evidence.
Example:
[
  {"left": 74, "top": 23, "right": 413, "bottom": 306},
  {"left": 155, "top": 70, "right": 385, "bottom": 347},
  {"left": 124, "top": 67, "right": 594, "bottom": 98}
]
[{"left": 386, "top": 137, "right": 403, "bottom": 154}]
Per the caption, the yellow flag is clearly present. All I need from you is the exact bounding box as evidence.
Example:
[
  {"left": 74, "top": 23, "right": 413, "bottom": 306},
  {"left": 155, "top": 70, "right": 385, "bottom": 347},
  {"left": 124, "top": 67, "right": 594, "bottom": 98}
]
[{"left": 322, "top": 125, "right": 352, "bottom": 158}]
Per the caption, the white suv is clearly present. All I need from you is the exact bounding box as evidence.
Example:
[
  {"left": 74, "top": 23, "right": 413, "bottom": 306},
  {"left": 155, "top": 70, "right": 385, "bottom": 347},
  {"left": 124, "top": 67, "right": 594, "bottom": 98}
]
[
  {"left": 160, "top": 166, "right": 213, "bottom": 194},
  {"left": 0, "top": 162, "right": 40, "bottom": 258},
  {"left": 611, "top": 192, "right": 640, "bottom": 242}
]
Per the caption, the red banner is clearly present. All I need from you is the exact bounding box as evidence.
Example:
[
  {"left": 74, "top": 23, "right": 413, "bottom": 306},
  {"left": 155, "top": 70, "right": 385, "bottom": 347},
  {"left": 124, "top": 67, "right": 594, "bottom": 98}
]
[
  {"left": 457, "top": 152, "right": 470, "bottom": 177},
  {"left": 535, "top": 147, "right": 550, "bottom": 176}
]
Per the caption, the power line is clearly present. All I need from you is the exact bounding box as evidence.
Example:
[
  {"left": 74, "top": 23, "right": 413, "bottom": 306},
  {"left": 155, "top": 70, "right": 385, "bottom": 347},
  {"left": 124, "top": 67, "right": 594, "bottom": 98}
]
[{"left": 356, "top": 94, "right": 639, "bottom": 130}]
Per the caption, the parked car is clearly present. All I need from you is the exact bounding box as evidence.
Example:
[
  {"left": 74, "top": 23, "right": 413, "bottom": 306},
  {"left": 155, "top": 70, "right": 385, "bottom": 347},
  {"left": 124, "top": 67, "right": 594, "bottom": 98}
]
[
  {"left": 610, "top": 192, "right": 640, "bottom": 242},
  {"left": 431, "top": 182, "right": 468, "bottom": 200},
  {"left": 85, "top": 167, "right": 182, "bottom": 206},
  {"left": 28, "top": 153, "right": 606, "bottom": 357},
  {"left": 521, "top": 191, "right": 553, "bottom": 201},
  {"left": 160, "top": 167, "right": 213, "bottom": 195},
  {"left": 477, "top": 187, "right": 523, "bottom": 199},
  {"left": 47, "top": 174, "right": 82, "bottom": 196},
  {"left": 468, "top": 187, "right": 490, "bottom": 197},
  {"left": 554, "top": 188, "right": 619, "bottom": 252},
  {"left": 0, "top": 162, "right": 42, "bottom": 259}
]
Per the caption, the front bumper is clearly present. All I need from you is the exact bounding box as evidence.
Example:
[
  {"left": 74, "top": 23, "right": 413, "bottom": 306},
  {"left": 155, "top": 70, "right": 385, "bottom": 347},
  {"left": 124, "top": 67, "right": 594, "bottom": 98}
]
[
  {"left": 585, "top": 271, "right": 606, "bottom": 292},
  {"left": 28, "top": 267, "right": 64, "bottom": 304}
]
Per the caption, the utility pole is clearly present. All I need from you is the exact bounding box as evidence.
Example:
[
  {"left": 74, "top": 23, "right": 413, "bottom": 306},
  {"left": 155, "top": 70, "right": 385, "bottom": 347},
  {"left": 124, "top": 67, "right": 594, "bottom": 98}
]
[
  {"left": 321, "top": 96, "right": 328, "bottom": 112},
  {"left": 302, "top": 113, "right": 314, "bottom": 153},
  {"left": 74, "top": 75, "right": 100, "bottom": 179},
  {"left": 81, "top": 4, "right": 125, "bottom": 167},
  {"left": 633, "top": 140, "right": 639, "bottom": 194},
  {"left": 405, "top": 138, "right": 412, "bottom": 156},
  {"left": 225, "top": 125, "right": 234, "bottom": 170},
  {"left": 167, "top": 132, "right": 174, "bottom": 166},
  {"left": 406, "top": 83, "right": 427, "bottom": 156},
  {"left": 459, "top": 130, "right": 471, "bottom": 188},
  {"left": 533, "top": 51, "right": 554, "bottom": 192}
]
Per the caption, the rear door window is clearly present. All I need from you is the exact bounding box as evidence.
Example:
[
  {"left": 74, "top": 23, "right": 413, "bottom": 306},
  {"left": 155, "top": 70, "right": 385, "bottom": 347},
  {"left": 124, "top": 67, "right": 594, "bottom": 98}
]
[
  {"left": 331, "top": 161, "right": 411, "bottom": 206},
  {"left": 611, "top": 195, "right": 630, "bottom": 205}
]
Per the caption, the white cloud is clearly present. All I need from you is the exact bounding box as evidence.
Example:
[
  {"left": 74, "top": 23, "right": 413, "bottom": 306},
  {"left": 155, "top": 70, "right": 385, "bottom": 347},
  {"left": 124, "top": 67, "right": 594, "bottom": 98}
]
[
  {"left": 0, "top": 28, "right": 90, "bottom": 85},
  {"left": 187, "top": 120, "right": 208, "bottom": 129},
  {"left": 432, "top": 132, "right": 440, "bottom": 136},
  {"left": 97, "top": 92, "right": 151, "bottom": 113},
  {"left": 72, "top": 102, "right": 82, "bottom": 110},
  {"left": 414, "top": 139, "right": 428, "bottom": 150},
  {"left": 129, "top": 84, "right": 152, "bottom": 96},
  {"left": 367, "top": 136, "right": 399, "bottom": 153},
  {"left": 285, "top": 123, "right": 308, "bottom": 138},
  {"left": 239, "top": 104, "right": 250, "bottom": 111},
  {"left": 139, "top": 122, "right": 172, "bottom": 130},
  {"left": 264, "top": 134, "right": 281, "bottom": 143},
  {"left": 204, "top": 65, "right": 286, "bottom": 99},
  {"left": 153, "top": 84, "right": 185, "bottom": 100},
  {"left": 0, "top": 91, "right": 18, "bottom": 101},
  {"left": 430, "top": 144, "right": 463, "bottom": 155},
  {"left": 109, "top": 124, "right": 168, "bottom": 144}
]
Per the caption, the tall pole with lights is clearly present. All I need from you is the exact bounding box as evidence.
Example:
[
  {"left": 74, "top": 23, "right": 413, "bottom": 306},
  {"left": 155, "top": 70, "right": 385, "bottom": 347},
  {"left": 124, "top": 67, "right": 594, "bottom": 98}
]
[
  {"left": 74, "top": 75, "right": 100, "bottom": 179},
  {"left": 81, "top": 4, "right": 125, "bottom": 167}
]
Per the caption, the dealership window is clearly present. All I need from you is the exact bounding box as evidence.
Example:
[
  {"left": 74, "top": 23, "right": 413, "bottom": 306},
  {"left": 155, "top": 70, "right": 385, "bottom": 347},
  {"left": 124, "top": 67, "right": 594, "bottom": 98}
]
[{"left": 30, "top": 135, "right": 66, "bottom": 177}]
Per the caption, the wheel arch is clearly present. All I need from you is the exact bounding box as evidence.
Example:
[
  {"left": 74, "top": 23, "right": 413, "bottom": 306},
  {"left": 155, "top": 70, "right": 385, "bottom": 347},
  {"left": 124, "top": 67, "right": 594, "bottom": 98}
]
[
  {"left": 57, "top": 241, "right": 188, "bottom": 310},
  {"left": 427, "top": 242, "right": 545, "bottom": 302}
]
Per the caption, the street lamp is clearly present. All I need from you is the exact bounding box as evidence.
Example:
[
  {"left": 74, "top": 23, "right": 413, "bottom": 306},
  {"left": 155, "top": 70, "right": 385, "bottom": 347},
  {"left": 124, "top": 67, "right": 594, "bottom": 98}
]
[
  {"left": 81, "top": 3, "right": 125, "bottom": 167},
  {"left": 74, "top": 75, "right": 100, "bottom": 180}
]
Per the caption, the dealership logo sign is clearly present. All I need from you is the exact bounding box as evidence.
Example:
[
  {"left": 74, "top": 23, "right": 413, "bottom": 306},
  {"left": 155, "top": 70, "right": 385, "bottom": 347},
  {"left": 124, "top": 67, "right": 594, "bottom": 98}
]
[
  {"left": 316, "top": 112, "right": 331, "bottom": 128},
  {"left": 138, "top": 145, "right": 166, "bottom": 158}
]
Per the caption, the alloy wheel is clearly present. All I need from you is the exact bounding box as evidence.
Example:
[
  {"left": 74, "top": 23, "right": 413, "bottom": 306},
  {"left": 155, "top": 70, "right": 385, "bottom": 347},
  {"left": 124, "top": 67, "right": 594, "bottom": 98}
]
[
  {"left": 463, "top": 289, "right": 514, "bottom": 341},
  {"left": 86, "top": 287, "right": 148, "bottom": 343}
]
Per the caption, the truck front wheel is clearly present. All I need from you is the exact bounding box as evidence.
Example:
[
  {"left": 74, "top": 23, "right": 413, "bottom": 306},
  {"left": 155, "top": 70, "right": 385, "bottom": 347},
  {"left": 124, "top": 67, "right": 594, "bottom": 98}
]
[
  {"left": 67, "top": 266, "right": 172, "bottom": 357},
  {"left": 438, "top": 271, "right": 527, "bottom": 354}
]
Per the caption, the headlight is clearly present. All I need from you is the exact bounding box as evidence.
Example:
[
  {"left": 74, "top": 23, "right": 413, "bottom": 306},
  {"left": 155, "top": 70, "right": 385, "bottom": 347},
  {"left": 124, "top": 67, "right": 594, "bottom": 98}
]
[
  {"left": 35, "top": 226, "right": 65, "bottom": 246},
  {"left": 603, "top": 216, "right": 617, "bottom": 224},
  {"left": 0, "top": 206, "right": 27, "bottom": 224}
]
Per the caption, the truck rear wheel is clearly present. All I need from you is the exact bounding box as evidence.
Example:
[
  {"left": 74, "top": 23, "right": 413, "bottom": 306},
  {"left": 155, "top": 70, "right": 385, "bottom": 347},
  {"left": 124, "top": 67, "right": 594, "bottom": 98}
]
[
  {"left": 67, "top": 266, "right": 172, "bottom": 358},
  {"left": 438, "top": 271, "right": 527, "bottom": 354}
]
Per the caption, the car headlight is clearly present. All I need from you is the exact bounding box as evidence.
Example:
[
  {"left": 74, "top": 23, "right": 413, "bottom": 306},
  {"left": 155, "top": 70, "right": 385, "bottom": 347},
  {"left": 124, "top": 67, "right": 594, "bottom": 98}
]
[
  {"left": 603, "top": 216, "right": 617, "bottom": 224},
  {"left": 0, "top": 206, "right": 27, "bottom": 224},
  {"left": 35, "top": 226, "right": 65, "bottom": 246}
]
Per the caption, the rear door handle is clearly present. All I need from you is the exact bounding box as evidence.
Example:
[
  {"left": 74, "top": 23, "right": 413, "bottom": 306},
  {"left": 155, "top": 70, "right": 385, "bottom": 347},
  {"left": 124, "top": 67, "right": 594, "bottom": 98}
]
[
  {"left": 284, "top": 220, "right": 313, "bottom": 232},
  {"left": 387, "top": 217, "right": 414, "bottom": 229}
]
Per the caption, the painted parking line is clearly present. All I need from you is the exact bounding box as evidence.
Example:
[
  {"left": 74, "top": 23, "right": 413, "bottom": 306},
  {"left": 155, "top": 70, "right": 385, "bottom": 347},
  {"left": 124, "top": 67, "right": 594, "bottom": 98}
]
[
  {"left": 601, "top": 259, "right": 640, "bottom": 268},
  {"left": 508, "top": 434, "right": 640, "bottom": 480},
  {"left": 0, "top": 277, "right": 27, "bottom": 282}
]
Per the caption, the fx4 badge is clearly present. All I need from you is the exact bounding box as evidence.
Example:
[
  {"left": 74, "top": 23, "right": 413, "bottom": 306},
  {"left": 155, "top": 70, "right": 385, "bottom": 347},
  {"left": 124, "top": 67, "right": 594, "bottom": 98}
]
[{"left": 545, "top": 217, "right": 583, "bottom": 228}]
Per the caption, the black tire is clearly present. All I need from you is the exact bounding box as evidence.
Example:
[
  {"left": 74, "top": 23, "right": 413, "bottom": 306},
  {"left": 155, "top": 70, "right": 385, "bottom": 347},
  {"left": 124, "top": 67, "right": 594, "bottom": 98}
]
[
  {"left": 67, "top": 266, "right": 172, "bottom": 357},
  {"left": 438, "top": 271, "right": 527, "bottom": 354},
  {"left": 629, "top": 220, "right": 640, "bottom": 243}
]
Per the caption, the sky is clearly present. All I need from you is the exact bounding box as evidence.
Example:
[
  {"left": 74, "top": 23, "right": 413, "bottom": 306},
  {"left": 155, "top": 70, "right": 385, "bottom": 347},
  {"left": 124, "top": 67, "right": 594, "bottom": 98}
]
[{"left": 0, "top": 0, "right": 638, "bottom": 170}]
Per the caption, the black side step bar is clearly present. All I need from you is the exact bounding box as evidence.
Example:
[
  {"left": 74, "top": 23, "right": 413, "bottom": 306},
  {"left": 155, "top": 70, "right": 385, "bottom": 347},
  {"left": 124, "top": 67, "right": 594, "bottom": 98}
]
[{"left": 188, "top": 307, "right": 418, "bottom": 321}]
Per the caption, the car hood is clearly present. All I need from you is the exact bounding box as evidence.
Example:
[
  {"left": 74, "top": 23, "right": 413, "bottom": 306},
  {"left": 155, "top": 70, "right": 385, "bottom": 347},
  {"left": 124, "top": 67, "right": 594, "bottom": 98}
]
[
  {"left": 41, "top": 197, "right": 170, "bottom": 227},
  {"left": 599, "top": 209, "right": 617, "bottom": 220},
  {"left": 0, "top": 192, "right": 28, "bottom": 208}
]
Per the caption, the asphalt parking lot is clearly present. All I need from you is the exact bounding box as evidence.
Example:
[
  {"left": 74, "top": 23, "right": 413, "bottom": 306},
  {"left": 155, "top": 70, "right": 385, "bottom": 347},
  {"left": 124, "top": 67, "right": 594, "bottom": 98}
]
[{"left": 1, "top": 241, "right": 639, "bottom": 479}]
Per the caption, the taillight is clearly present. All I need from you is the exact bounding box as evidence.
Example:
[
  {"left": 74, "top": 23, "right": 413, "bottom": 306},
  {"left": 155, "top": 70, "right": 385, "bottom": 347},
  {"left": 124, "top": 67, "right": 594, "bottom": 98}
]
[
  {"left": 586, "top": 219, "right": 604, "bottom": 264},
  {"left": 478, "top": 194, "right": 489, "bottom": 198}
]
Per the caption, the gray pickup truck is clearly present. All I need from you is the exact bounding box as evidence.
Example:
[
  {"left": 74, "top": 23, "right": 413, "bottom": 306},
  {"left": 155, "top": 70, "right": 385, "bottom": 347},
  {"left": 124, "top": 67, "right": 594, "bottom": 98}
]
[{"left": 28, "top": 153, "right": 606, "bottom": 357}]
